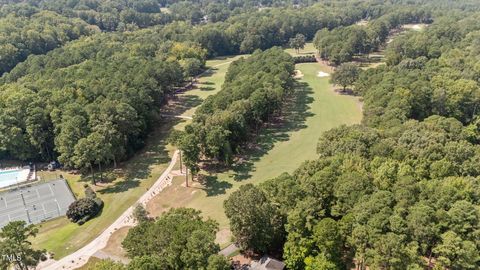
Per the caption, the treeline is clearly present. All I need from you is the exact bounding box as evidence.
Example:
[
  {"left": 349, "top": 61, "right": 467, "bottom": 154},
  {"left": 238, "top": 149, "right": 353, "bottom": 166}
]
[
  {"left": 293, "top": 55, "right": 316, "bottom": 63},
  {"left": 0, "top": 30, "right": 207, "bottom": 174},
  {"left": 314, "top": 8, "right": 432, "bottom": 64},
  {"left": 0, "top": 0, "right": 373, "bottom": 77},
  {"left": 358, "top": 12, "right": 480, "bottom": 127},
  {"left": 152, "top": 3, "right": 383, "bottom": 57},
  {"left": 0, "top": 1, "right": 390, "bottom": 76},
  {"left": 0, "top": 10, "right": 95, "bottom": 75},
  {"left": 0, "top": 0, "right": 376, "bottom": 31},
  {"left": 223, "top": 7, "right": 480, "bottom": 270},
  {"left": 225, "top": 117, "right": 480, "bottom": 270},
  {"left": 176, "top": 48, "right": 294, "bottom": 171}
]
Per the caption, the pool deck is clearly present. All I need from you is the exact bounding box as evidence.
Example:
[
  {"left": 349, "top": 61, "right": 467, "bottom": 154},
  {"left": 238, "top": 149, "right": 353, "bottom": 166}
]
[{"left": 0, "top": 167, "right": 34, "bottom": 190}]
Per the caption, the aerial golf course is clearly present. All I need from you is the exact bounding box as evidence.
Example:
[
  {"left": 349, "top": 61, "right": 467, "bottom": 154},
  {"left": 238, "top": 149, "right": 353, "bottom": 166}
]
[
  {"left": 32, "top": 45, "right": 363, "bottom": 259},
  {"left": 146, "top": 46, "right": 363, "bottom": 247}
]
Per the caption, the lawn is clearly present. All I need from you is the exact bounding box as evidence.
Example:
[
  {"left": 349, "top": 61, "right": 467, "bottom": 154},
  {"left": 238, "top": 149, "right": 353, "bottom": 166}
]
[
  {"left": 284, "top": 42, "right": 317, "bottom": 57},
  {"left": 176, "top": 55, "right": 246, "bottom": 119},
  {"left": 147, "top": 60, "right": 363, "bottom": 247},
  {"left": 32, "top": 116, "right": 179, "bottom": 259},
  {"left": 32, "top": 52, "right": 362, "bottom": 258},
  {"left": 30, "top": 56, "right": 241, "bottom": 259}
]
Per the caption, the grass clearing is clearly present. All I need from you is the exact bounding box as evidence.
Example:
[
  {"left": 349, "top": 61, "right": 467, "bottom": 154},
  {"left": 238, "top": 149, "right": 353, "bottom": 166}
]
[
  {"left": 284, "top": 42, "right": 316, "bottom": 57},
  {"left": 32, "top": 118, "right": 179, "bottom": 259},
  {"left": 101, "top": 226, "right": 131, "bottom": 259},
  {"left": 147, "top": 60, "right": 362, "bottom": 247},
  {"left": 31, "top": 56, "right": 241, "bottom": 260},
  {"left": 32, "top": 52, "right": 361, "bottom": 258}
]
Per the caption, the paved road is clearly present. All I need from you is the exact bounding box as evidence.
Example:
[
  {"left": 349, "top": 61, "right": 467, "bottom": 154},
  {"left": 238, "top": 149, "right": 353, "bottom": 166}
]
[
  {"left": 219, "top": 243, "right": 239, "bottom": 256},
  {"left": 39, "top": 150, "right": 180, "bottom": 270}
]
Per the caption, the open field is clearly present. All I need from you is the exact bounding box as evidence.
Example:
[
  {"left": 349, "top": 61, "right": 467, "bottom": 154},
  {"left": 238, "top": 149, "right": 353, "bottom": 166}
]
[
  {"left": 147, "top": 60, "right": 363, "bottom": 247},
  {"left": 284, "top": 42, "right": 316, "bottom": 57}
]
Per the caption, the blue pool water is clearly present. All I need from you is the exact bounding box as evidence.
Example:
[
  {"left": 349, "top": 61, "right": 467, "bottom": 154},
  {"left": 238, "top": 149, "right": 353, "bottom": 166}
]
[{"left": 0, "top": 169, "right": 25, "bottom": 188}]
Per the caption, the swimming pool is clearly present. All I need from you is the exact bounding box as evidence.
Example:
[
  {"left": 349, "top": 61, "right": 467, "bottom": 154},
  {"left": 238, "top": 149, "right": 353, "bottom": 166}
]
[{"left": 0, "top": 169, "right": 30, "bottom": 189}]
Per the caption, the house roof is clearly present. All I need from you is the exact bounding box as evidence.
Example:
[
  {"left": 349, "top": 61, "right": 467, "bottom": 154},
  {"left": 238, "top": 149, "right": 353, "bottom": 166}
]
[{"left": 251, "top": 256, "right": 285, "bottom": 270}]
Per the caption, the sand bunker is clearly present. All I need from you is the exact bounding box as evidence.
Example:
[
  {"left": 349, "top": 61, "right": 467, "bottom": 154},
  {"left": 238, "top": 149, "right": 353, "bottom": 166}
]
[
  {"left": 403, "top": 23, "right": 428, "bottom": 31},
  {"left": 294, "top": 70, "right": 304, "bottom": 78},
  {"left": 317, "top": 71, "right": 330, "bottom": 77}
]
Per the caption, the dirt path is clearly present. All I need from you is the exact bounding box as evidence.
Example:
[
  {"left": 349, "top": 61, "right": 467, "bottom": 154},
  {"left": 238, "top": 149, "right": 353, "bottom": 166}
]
[{"left": 39, "top": 151, "right": 180, "bottom": 270}]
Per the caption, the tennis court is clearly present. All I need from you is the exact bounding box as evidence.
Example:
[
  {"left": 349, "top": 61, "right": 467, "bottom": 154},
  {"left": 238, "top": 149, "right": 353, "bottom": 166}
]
[{"left": 0, "top": 179, "right": 75, "bottom": 228}]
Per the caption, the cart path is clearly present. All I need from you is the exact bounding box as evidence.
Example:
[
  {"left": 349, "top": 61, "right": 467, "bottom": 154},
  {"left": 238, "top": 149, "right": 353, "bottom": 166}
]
[{"left": 39, "top": 150, "right": 180, "bottom": 270}]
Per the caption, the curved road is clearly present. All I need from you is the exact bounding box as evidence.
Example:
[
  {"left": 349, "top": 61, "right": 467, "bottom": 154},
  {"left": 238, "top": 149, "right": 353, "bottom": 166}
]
[{"left": 40, "top": 150, "right": 180, "bottom": 270}]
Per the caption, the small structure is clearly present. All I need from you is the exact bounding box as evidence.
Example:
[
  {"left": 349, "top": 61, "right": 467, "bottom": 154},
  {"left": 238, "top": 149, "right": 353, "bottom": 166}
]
[
  {"left": 47, "top": 161, "right": 61, "bottom": 171},
  {"left": 250, "top": 256, "right": 285, "bottom": 270}
]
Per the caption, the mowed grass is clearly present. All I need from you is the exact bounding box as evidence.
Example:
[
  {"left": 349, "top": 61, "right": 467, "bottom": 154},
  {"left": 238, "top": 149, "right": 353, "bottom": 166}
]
[
  {"left": 178, "top": 55, "right": 246, "bottom": 119},
  {"left": 284, "top": 42, "right": 317, "bottom": 57},
  {"left": 32, "top": 119, "right": 178, "bottom": 259},
  {"left": 31, "top": 56, "right": 241, "bottom": 259},
  {"left": 147, "top": 60, "right": 363, "bottom": 247}
]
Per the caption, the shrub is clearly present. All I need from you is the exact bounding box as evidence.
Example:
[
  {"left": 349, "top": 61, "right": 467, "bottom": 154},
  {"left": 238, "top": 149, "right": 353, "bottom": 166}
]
[
  {"left": 66, "top": 197, "right": 103, "bottom": 224},
  {"left": 293, "top": 55, "right": 316, "bottom": 63},
  {"left": 85, "top": 186, "right": 97, "bottom": 199}
]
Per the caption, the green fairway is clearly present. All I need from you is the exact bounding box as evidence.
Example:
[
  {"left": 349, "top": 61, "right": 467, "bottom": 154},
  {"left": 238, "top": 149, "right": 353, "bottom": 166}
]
[
  {"left": 33, "top": 54, "right": 362, "bottom": 257},
  {"left": 178, "top": 55, "right": 246, "bottom": 118},
  {"left": 148, "top": 60, "right": 363, "bottom": 246},
  {"left": 31, "top": 56, "right": 241, "bottom": 259}
]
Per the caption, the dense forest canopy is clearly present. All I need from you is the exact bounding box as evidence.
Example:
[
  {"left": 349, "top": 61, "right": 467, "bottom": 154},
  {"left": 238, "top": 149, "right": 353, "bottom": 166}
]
[
  {"left": 0, "top": 0, "right": 392, "bottom": 166},
  {"left": 0, "top": 30, "right": 207, "bottom": 168},
  {"left": 359, "top": 12, "right": 480, "bottom": 127},
  {"left": 221, "top": 5, "right": 480, "bottom": 270},
  {"left": 0, "top": 10, "right": 95, "bottom": 75},
  {"left": 1, "top": 0, "right": 480, "bottom": 269}
]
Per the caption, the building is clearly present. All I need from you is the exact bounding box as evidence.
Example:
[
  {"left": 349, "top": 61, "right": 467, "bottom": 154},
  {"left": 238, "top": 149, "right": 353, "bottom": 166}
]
[{"left": 250, "top": 256, "right": 285, "bottom": 270}]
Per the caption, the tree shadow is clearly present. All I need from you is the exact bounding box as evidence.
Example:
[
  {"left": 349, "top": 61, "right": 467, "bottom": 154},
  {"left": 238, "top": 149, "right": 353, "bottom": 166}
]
[
  {"left": 334, "top": 88, "right": 359, "bottom": 96},
  {"left": 97, "top": 179, "right": 140, "bottom": 194},
  {"left": 229, "top": 81, "right": 315, "bottom": 181},
  {"left": 98, "top": 117, "right": 182, "bottom": 194},
  {"left": 200, "top": 86, "right": 215, "bottom": 91},
  {"left": 197, "top": 174, "right": 233, "bottom": 197},
  {"left": 161, "top": 95, "right": 202, "bottom": 116},
  {"left": 199, "top": 68, "right": 217, "bottom": 78}
]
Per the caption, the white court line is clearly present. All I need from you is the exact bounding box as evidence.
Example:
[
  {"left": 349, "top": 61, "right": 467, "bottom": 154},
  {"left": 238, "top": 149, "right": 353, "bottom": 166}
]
[
  {"left": 48, "top": 184, "right": 54, "bottom": 196},
  {"left": 41, "top": 203, "right": 46, "bottom": 217}
]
